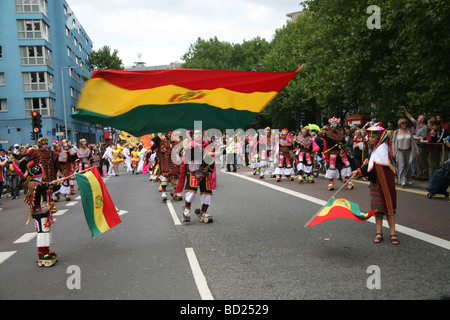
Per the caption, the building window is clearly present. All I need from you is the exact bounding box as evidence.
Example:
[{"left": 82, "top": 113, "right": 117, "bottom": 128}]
[
  {"left": 19, "top": 46, "right": 52, "bottom": 67},
  {"left": 22, "top": 72, "right": 54, "bottom": 92},
  {"left": 24, "top": 97, "right": 55, "bottom": 117},
  {"left": 15, "top": 0, "right": 48, "bottom": 15},
  {"left": 0, "top": 99, "right": 8, "bottom": 112},
  {"left": 0, "top": 73, "right": 5, "bottom": 86},
  {"left": 17, "top": 19, "right": 49, "bottom": 41},
  {"left": 0, "top": 46, "right": 3, "bottom": 59},
  {"left": 76, "top": 56, "right": 84, "bottom": 68}
]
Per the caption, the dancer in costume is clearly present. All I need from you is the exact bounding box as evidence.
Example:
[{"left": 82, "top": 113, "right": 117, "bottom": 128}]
[
  {"left": 248, "top": 132, "right": 262, "bottom": 177},
  {"left": 157, "top": 133, "right": 182, "bottom": 202},
  {"left": 295, "top": 126, "right": 318, "bottom": 183},
  {"left": 273, "top": 129, "right": 295, "bottom": 182},
  {"left": 53, "top": 141, "right": 72, "bottom": 201},
  {"left": 24, "top": 161, "right": 62, "bottom": 267},
  {"left": 351, "top": 124, "right": 398, "bottom": 245},
  {"left": 111, "top": 144, "right": 122, "bottom": 176},
  {"left": 76, "top": 139, "right": 91, "bottom": 172},
  {"left": 136, "top": 144, "right": 147, "bottom": 174},
  {"left": 258, "top": 127, "right": 272, "bottom": 179},
  {"left": 321, "top": 118, "right": 354, "bottom": 190},
  {"left": 122, "top": 143, "right": 133, "bottom": 173},
  {"left": 149, "top": 134, "right": 162, "bottom": 182},
  {"left": 174, "top": 130, "right": 216, "bottom": 223},
  {"left": 27, "top": 137, "right": 61, "bottom": 211},
  {"left": 130, "top": 147, "right": 140, "bottom": 174}
]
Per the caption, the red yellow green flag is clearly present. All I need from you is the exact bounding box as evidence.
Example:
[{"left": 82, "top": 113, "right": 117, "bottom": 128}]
[
  {"left": 75, "top": 166, "right": 121, "bottom": 237},
  {"left": 305, "top": 198, "right": 376, "bottom": 227},
  {"left": 71, "top": 69, "right": 300, "bottom": 136}
]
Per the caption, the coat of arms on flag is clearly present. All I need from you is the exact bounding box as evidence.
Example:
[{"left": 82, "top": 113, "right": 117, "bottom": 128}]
[{"left": 75, "top": 166, "right": 121, "bottom": 237}]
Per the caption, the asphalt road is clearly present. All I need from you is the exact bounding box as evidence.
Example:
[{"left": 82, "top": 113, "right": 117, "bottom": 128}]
[{"left": 0, "top": 166, "right": 449, "bottom": 301}]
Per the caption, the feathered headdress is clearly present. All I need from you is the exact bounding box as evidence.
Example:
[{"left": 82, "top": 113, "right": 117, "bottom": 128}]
[{"left": 328, "top": 117, "right": 340, "bottom": 127}]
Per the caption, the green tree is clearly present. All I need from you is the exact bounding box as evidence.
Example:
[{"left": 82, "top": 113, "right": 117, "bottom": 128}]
[
  {"left": 86, "top": 45, "right": 124, "bottom": 71},
  {"left": 180, "top": 0, "right": 450, "bottom": 128},
  {"left": 301, "top": 0, "right": 450, "bottom": 121},
  {"left": 182, "top": 36, "right": 271, "bottom": 71}
]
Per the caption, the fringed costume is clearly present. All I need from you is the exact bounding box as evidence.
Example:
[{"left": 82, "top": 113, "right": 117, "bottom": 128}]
[
  {"left": 273, "top": 129, "right": 295, "bottom": 182},
  {"left": 295, "top": 127, "right": 319, "bottom": 183},
  {"left": 322, "top": 118, "right": 354, "bottom": 190},
  {"left": 174, "top": 131, "right": 216, "bottom": 224},
  {"left": 24, "top": 162, "right": 58, "bottom": 267}
]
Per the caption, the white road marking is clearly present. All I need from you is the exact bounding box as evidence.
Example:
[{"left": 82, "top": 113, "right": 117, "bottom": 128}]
[
  {"left": 227, "top": 172, "right": 450, "bottom": 250},
  {"left": 65, "top": 201, "right": 78, "bottom": 207},
  {"left": 166, "top": 200, "right": 181, "bottom": 226},
  {"left": 53, "top": 209, "right": 69, "bottom": 216},
  {"left": 0, "top": 251, "right": 17, "bottom": 265},
  {"left": 185, "top": 248, "right": 214, "bottom": 300},
  {"left": 13, "top": 233, "right": 36, "bottom": 244}
]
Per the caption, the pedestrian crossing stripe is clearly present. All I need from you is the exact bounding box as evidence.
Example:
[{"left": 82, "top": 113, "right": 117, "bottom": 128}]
[{"left": 0, "top": 251, "right": 17, "bottom": 265}]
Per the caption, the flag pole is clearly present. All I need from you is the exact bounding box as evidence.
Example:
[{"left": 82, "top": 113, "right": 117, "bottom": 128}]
[
  {"left": 304, "top": 178, "right": 352, "bottom": 228},
  {"left": 49, "top": 166, "right": 95, "bottom": 185}
]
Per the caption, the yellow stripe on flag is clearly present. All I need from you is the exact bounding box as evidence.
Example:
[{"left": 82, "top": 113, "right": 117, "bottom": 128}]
[
  {"left": 77, "top": 78, "right": 278, "bottom": 117},
  {"left": 84, "top": 171, "right": 110, "bottom": 233}
]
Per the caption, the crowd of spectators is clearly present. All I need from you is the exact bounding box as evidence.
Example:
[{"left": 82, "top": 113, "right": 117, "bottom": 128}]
[{"left": 343, "top": 107, "right": 449, "bottom": 187}]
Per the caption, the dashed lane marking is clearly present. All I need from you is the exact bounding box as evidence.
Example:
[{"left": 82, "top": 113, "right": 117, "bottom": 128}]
[
  {"left": 185, "top": 248, "right": 214, "bottom": 300},
  {"left": 13, "top": 233, "right": 36, "bottom": 244},
  {"left": 65, "top": 201, "right": 78, "bottom": 207},
  {"left": 167, "top": 200, "right": 182, "bottom": 226},
  {"left": 53, "top": 209, "right": 69, "bottom": 216},
  {"left": 0, "top": 251, "right": 17, "bottom": 265}
]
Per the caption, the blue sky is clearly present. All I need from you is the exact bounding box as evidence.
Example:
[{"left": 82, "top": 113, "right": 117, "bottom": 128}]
[{"left": 68, "top": 0, "right": 303, "bottom": 66}]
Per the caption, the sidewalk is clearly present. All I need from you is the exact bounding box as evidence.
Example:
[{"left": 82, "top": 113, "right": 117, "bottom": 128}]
[
  {"left": 235, "top": 165, "right": 432, "bottom": 192},
  {"left": 399, "top": 178, "right": 430, "bottom": 191}
]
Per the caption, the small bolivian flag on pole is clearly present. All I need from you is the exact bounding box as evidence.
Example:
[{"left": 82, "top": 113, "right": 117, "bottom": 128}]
[
  {"left": 75, "top": 166, "right": 121, "bottom": 237},
  {"left": 305, "top": 198, "right": 377, "bottom": 227}
]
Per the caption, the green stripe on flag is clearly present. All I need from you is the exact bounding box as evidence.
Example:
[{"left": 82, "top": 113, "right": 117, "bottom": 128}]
[
  {"left": 76, "top": 172, "right": 102, "bottom": 237},
  {"left": 72, "top": 103, "right": 258, "bottom": 136}
]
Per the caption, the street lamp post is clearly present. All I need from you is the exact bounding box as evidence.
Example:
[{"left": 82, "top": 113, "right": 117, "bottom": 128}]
[{"left": 61, "top": 66, "right": 79, "bottom": 141}]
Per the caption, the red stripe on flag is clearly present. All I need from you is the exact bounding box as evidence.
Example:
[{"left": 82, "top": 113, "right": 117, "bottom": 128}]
[{"left": 91, "top": 69, "right": 299, "bottom": 93}]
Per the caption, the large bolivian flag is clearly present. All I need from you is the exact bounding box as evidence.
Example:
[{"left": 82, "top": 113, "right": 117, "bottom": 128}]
[
  {"left": 75, "top": 166, "right": 121, "bottom": 237},
  {"left": 71, "top": 68, "right": 300, "bottom": 136},
  {"left": 305, "top": 198, "right": 377, "bottom": 227}
]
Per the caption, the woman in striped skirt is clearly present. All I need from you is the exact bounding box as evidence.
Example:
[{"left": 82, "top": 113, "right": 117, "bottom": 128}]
[{"left": 351, "top": 124, "right": 399, "bottom": 245}]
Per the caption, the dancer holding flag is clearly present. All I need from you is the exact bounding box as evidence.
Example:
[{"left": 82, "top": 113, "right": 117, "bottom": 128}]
[
  {"left": 23, "top": 162, "right": 63, "bottom": 267},
  {"left": 351, "top": 124, "right": 398, "bottom": 245}
]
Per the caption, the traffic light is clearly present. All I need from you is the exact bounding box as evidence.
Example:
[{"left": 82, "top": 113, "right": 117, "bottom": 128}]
[
  {"left": 300, "top": 112, "right": 306, "bottom": 122},
  {"left": 31, "top": 111, "right": 42, "bottom": 134}
]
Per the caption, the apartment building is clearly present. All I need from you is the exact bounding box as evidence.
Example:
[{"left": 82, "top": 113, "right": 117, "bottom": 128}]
[{"left": 0, "top": 0, "right": 97, "bottom": 147}]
